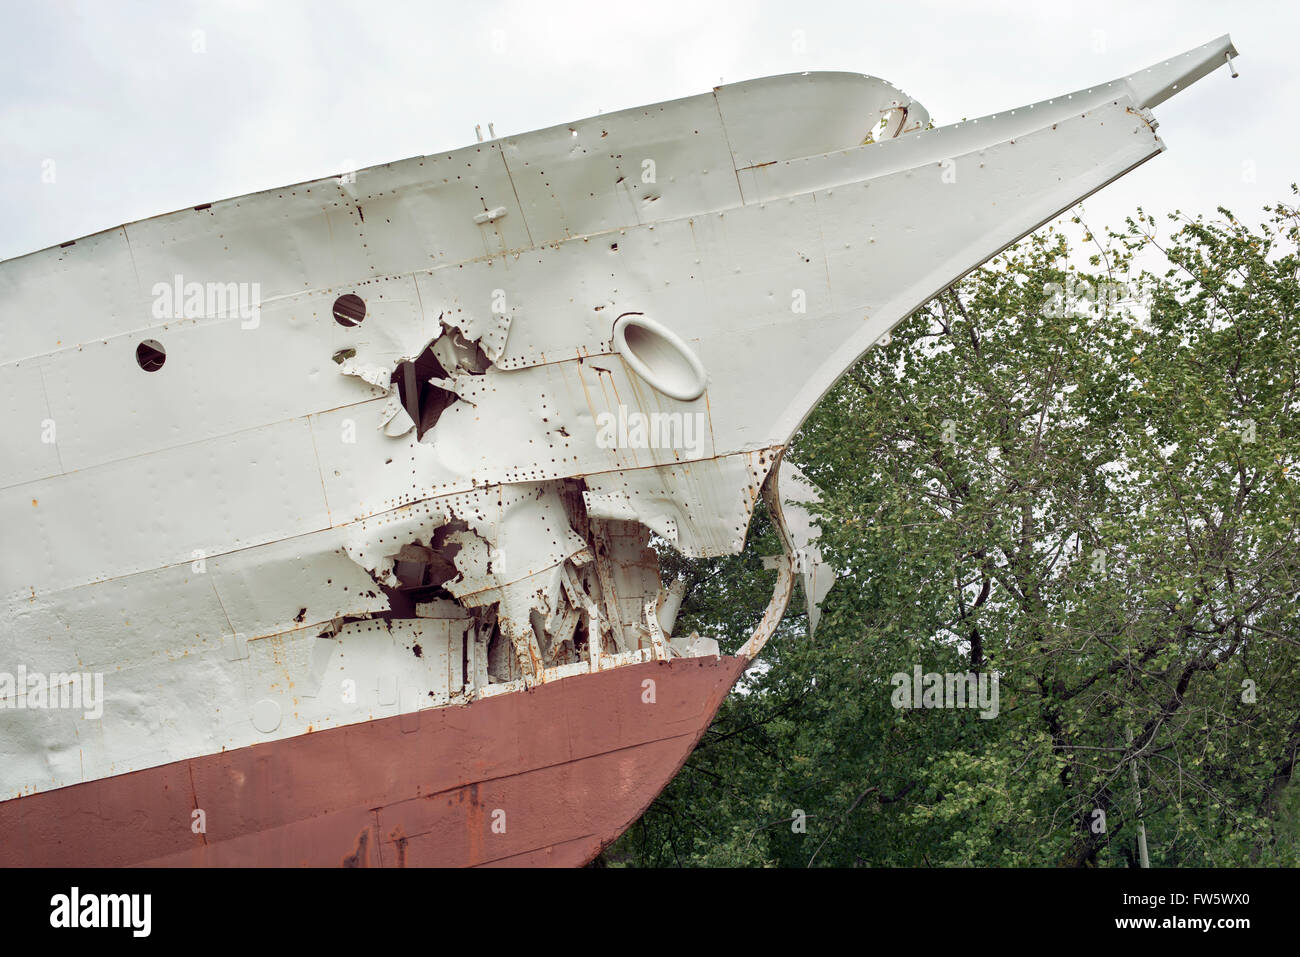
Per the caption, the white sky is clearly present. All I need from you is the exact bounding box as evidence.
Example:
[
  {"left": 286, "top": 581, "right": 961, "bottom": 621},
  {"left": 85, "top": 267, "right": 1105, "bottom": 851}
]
[{"left": 1, "top": 0, "right": 1293, "bottom": 262}]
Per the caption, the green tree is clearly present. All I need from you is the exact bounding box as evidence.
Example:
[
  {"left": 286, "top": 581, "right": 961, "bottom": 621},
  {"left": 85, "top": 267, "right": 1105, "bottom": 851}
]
[{"left": 602, "top": 193, "right": 1300, "bottom": 867}]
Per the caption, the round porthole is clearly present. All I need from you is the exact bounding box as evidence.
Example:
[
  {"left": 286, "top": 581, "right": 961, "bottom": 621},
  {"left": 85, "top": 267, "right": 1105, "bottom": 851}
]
[
  {"left": 333, "top": 293, "right": 366, "bottom": 327},
  {"left": 612, "top": 313, "right": 708, "bottom": 401},
  {"left": 135, "top": 339, "right": 166, "bottom": 372}
]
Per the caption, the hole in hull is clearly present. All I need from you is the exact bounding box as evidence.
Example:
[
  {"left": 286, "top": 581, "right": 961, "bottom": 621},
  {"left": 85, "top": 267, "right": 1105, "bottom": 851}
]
[
  {"left": 333, "top": 293, "right": 366, "bottom": 327},
  {"left": 392, "top": 344, "right": 458, "bottom": 440},
  {"left": 135, "top": 339, "right": 166, "bottom": 372}
]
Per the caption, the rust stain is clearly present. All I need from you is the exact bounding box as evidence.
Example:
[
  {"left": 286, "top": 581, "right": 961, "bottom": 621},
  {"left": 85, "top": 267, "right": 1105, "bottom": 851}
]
[
  {"left": 342, "top": 826, "right": 371, "bottom": 867},
  {"left": 389, "top": 826, "right": 408, "bottom": 867}
]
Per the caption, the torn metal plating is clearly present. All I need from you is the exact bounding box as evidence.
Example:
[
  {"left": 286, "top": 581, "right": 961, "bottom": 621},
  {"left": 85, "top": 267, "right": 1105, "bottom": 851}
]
[
  {"left": 333, "top": 293, "right": 826, "bottom": 682},
  {"left": 324, "top": 279, "right": 814, "bottom": 697}
]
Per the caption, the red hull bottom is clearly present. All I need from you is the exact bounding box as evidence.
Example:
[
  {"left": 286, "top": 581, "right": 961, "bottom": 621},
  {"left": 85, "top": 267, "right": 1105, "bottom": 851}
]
[{"left": 0, "top": 656, "right": 745, "bottom": 867}]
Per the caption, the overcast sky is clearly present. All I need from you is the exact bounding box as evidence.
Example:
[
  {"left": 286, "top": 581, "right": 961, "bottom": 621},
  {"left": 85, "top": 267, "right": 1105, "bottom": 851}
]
[{"left": 1, "top": 0, "right": 1293, "bottom": 263}]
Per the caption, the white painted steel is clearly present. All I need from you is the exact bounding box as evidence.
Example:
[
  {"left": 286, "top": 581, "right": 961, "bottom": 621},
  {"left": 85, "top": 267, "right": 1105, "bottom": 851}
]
[{"left": 0, "top": 39, "right": 1237, "bottom": 800}]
